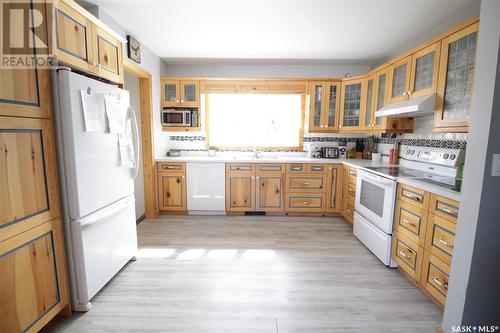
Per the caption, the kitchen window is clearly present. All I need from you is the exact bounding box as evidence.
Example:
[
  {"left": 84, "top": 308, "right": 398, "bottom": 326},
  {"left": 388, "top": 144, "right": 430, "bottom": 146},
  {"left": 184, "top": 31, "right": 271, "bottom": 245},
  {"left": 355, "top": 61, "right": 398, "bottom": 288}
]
[{"left": 206, "top": 93, "right": 304, "bottom": 149}]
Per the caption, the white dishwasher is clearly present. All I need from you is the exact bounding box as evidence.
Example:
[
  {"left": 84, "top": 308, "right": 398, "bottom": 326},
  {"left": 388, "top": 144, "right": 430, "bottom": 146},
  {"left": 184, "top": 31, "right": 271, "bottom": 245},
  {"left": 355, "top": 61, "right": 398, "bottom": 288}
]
[{"left": 186, "top": 163, "right": 226, "bottom": 214}]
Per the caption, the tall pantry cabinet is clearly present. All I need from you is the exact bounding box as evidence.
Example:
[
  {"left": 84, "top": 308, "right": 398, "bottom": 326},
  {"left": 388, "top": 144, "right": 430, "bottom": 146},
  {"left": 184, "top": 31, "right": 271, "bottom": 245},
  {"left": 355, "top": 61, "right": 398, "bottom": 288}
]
[{"left": 0, "top": 1, "right": 70, "bottom": 332}]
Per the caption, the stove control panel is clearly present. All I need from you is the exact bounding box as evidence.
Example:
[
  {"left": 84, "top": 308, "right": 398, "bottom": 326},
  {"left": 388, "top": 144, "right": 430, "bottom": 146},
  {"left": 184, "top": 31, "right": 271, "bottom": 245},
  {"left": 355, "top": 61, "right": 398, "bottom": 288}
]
[{"left": 401, "top": 146, "right": 465, "bottom": 167}]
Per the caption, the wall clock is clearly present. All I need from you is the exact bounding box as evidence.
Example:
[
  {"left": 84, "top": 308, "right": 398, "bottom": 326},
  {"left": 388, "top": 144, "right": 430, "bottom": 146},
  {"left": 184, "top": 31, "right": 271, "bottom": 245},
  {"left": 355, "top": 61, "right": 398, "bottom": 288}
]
[{"left": 127, "top": 35, "right": 141, "bottom": 64}]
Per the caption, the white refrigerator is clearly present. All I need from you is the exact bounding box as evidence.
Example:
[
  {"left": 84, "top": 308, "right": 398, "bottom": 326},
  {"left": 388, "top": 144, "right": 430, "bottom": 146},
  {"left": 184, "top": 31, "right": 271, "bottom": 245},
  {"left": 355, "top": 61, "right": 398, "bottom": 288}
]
[{"left": 51, "top": 69, "right": 139, "bottom": 312}]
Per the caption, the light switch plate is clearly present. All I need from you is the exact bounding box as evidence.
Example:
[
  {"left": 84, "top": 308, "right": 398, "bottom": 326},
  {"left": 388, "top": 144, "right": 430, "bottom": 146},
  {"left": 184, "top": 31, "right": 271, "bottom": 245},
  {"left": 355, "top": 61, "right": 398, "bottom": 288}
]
[{"left": 492, "top": 154, "right": 500, "bottom": 176}]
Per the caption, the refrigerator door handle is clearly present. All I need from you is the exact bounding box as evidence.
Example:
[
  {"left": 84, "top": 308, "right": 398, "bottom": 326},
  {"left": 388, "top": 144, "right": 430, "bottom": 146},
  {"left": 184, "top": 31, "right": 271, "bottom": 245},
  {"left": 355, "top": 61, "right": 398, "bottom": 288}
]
[
  {"left": 77, "top": 197, "right": 133, "bottom": 228},
  {"left": 129, "top": 106, "right": 141, "bottom": 179}
]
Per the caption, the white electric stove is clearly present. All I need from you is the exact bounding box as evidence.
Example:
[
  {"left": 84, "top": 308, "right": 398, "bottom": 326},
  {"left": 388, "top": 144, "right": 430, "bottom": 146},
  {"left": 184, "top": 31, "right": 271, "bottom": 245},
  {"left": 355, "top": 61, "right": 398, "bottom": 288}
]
[{"left": 353, "top": 145, "right": 465, "bottom": 267}]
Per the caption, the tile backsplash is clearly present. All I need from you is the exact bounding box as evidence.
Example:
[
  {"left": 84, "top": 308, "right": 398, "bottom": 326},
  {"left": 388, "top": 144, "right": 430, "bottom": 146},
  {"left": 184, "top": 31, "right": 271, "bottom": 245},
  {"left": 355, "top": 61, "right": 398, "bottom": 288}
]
[{"left": 164, "top": 116, "right": 468, "bottom": 154}]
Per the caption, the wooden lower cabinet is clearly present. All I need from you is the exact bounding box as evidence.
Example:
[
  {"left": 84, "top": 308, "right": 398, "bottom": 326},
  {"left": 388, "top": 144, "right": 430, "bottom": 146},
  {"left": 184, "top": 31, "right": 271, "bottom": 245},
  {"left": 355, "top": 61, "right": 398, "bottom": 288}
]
[
  {"left": 256, "top": 174, "right": 284, "bottom": 212},
  {"left": 341, "top": 165, "right": 357, "bottom": 224},
  {"left": 325, "top": 165, "right": 343, "bottom": 213},
  {"left": 420, "top": 251, "right": 451, "bottom": 308},
  {"left": 157, "top": 163, "right": 187, "bottom": 212},
  {"left": 392, "top": 183, "right": 459, "bottom": 308},
  {"left": 226, "top": 164, "right": 285, "bottom": 213},
  {"left": 0, "top": 219, "right": 69, "bottom": 333}
]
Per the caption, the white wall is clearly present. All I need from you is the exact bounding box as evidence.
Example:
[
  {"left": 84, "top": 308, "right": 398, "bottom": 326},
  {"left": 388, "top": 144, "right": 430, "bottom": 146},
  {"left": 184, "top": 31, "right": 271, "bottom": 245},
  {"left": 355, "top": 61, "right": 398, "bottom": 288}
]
[
  {"left": 89, "top": 8, "right": 171, "bottom": 160},
  {"left": 163, "top": 60, "right": 370, "bottom": 78},
  {"left": 442, "top": 0, "right": 500, "bottom": 330},
  {"left": 124, "top": 72, "right": 145, "bottom": 219}
]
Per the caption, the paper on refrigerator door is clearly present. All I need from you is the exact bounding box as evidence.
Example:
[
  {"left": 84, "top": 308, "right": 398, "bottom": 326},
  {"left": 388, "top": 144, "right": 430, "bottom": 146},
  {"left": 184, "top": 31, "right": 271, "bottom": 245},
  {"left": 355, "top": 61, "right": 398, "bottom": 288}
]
[
  {"left": 105, "top": 93, "right": 127, "bottom": 134},
  {"left": 80, "top": 90, "right": 106, "bottom": 132},
  {"left": 118, "top": 133, "right": 135, "bottom": 167}
]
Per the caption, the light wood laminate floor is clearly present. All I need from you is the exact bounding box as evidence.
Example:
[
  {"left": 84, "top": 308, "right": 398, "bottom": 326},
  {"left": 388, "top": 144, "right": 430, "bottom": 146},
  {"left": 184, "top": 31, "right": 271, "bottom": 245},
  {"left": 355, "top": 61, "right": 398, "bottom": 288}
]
[{"left": 43, "top": 215, "right": 441, "bottom": 333}]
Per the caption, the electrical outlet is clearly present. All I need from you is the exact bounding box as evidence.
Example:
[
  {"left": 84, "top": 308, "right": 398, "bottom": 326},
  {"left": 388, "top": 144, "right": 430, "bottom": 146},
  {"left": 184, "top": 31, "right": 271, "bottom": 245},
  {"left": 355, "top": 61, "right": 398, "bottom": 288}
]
[{"left": 492, "top": 154, "right": 500, "bottom": 177}]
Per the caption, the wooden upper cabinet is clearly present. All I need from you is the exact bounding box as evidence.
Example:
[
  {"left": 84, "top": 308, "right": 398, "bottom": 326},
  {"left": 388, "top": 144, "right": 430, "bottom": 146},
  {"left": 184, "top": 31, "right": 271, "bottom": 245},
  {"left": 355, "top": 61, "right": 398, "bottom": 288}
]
[
  {"left": 308, "top": 82, "right": 341, "bottom": 132},
  {"left": 324, "top": 82, "right": 341, "bottom": 131},
  {"left": 93, "top": 25, "right": 123, "bottom": 84},
  {"left": 434, "top": 22, "right": 479, "bottom": 132},
  {"left": 0, "top": 1, "right": 50, "bottom": 119},
  {"left": 53, "top": 0, "right": 125, "bottom": 83},
  {"left": 180, "top": 81, "right": 200, "bottom": 107},
  {"left": 388, "top": 42, "right": 440, "bottom": 104},
  {"left": 363, "top": 74, "right": 376, "bottom": 130},
  {"left": 409, "top": 42, "right": 441, "bottom": 98},
  {"left": 387, "top": 56, "right": 412, "bottom": 104},
  {"left": 371, "top": 68, "right": 389, "bottom": 131},
  {"left": 161, "top": 80, "right": 200, "bottom": 107},
  {"left": 309, "top": 82, "right": 324, "bottom": 131},
  {"left": 55, "top": 1, "right": 95, "bottom": 72},
  {"left": 339, "top": 78, "right": 366, "bottom": 132}
]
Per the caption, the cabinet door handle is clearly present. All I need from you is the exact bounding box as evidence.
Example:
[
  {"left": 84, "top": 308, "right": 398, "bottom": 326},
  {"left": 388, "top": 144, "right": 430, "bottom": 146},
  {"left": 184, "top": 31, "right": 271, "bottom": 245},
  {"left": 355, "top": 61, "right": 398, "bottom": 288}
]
[
  {"left": 182, "top": 176, "right": 185, "bottom": 179},
  {"left": 251, "top": 176, "right": 255, "bottom": 180},
  {"left": 399, "top": 250, "right": 411, "bottom": 259},
  {"left": 432, "top": 276, "right": 448, "bottom": 289},
  {"left": 438, "top": 237, "right": 454, "bottom": 249},
  {"left": 256, "top": 176, "right": 260, "bottom": 180},
  {"left": 403, "top": 91, "right": 407, "bottom": 96},
  {"left": 181, "top": 99, "right": 184, "bottom": 103}
]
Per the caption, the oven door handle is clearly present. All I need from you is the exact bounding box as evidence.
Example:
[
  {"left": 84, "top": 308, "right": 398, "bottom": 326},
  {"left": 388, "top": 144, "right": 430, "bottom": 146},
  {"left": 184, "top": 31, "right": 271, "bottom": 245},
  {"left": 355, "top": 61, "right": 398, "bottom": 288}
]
[{"left": 359, "top": 170, "right": 394, "bottom": 185}]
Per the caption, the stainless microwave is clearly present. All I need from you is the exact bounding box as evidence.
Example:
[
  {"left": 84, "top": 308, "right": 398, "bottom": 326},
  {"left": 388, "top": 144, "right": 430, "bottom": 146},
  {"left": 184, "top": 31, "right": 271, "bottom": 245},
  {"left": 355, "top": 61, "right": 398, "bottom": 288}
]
[{"left": 162, "top": 109, "right": 198, "bottom": 127}]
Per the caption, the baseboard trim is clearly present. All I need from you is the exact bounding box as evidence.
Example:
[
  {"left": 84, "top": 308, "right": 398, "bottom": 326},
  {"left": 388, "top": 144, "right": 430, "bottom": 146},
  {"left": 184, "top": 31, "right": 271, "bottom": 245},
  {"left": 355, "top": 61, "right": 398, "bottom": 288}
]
[{"left": 136, "top": 214, "right": 146, "bottom": 224}]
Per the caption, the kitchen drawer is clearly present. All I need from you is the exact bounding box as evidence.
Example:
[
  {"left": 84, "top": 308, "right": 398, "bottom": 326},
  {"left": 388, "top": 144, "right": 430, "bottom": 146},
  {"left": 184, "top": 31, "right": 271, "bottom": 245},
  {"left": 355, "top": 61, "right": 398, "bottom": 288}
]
[
  {"left": 158, "top": 162, "right": 185, "bottom": 173},
  {"left": 286, "top": 175, "right": 326, "bottom": 192},
  {"left": 426, "top": 214, "right": 456, "bottom": 265},
  {"left": 429, "top": 194, "right": 459, "bottom": 224},
  {"left": 256, "top": 164, "right": 285, "bottom": 173},
  {"left": 287, "top": 163, "right": 306, "bottom": 173},
  {"left": 347, "top": 167, "right": 357, "bottom": 184},
  {"left": 345, "top": 196, "right": 355, "bottom": 224},
  {"left": 394, "top": 200, "right": 428, "bottom": 246},
  {"left": 286, "top": 194, "right": 324, "bottom": 212},
  {"left": 346, "top": 179, "right": 356, "bottom": 199},
  {"left": 397, "top": 183, "right": 430, "bottom": 210},
  {"left": 307, "top": 164, "right": 327, "bottom": 173},
  {"left": 421, "top": 252, "right": 450, "bottom": 308},
  {"left": 227, "top": 163, "right": 255, "bottom": 173},
  {"left": 392, "top": 232, "right": 424, "bottom": 282}
]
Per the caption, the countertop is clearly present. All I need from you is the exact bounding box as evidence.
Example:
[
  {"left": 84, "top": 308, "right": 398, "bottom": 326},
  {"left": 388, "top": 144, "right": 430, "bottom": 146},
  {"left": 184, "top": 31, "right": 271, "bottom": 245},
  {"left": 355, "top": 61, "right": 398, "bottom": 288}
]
[{"left": 156, "top": 154, "right": 460, "bottom": 201}]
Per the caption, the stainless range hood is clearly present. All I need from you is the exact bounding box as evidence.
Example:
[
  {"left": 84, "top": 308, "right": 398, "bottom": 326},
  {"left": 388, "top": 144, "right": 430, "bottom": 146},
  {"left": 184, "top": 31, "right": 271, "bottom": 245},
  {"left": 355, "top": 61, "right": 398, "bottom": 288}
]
[{"left": 375, "top": 94, "right": 436, "bottom": 118}]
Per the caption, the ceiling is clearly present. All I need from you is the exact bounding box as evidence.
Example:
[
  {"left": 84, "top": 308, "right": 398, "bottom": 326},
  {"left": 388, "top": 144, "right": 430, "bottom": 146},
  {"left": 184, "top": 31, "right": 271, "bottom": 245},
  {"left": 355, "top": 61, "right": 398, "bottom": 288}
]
[{"left": 90, "top": 0, "right": 479, "bottom": 65}]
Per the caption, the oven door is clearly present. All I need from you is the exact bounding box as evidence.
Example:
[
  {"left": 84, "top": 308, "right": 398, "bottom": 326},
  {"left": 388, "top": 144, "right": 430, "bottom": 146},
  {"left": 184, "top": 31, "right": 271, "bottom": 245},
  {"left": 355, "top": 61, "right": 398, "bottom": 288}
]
[
  {"left": 355, "top": 169, "right": 396, "bottom": 234},
  {"left": 163, "top": 110, "right": 190, "bottom": 127}
]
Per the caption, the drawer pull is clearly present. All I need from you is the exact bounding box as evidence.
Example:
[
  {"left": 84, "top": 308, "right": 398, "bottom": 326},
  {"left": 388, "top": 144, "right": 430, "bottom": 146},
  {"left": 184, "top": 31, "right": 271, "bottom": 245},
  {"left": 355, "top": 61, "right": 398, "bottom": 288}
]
[
  {"left": 402, "top": 218, "right": 415, "bottom": 226},
  {"left": 403, "top": 192, "right": 422, "bottom": 202},
  {"left": 303, "top": 201, "right": 310, "bottom": 205},
  {"left": 432, "top": 276, "right": 448, "bottom": 289},
  {"left": 162, "top": 166, "right": 177, "bottom": 170},
  {"left": 438, "top": 237, "right": 454, "bottom": 249},
  {"left": 399, "top": 250, "right": 411, "bottom": 259},
  {"left": 303, "top": 182, "right": 310, "bottom": 185},
  {"left": 291, "top": 167, "right": 302, "bottom": 171},
  {"left": 439, "top": 206, "right": 458, "bottom": 217}
]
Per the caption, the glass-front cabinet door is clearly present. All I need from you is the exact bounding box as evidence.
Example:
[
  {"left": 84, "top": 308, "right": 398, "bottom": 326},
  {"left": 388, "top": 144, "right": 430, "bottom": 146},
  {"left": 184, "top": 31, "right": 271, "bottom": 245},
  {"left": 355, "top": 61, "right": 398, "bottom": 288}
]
[
  {"left": 387, "top": 56, "right": 412, "bottom": 104},
  {"left": 435, "top": 23, "right": 479, "bottom": 131},
  {"left": 161, "top": 79, "right": 180, "bottom": 107},
  {"left": 180, "top": 81, "right": 200, "bottom": 107},
  {"left": 372, "top": 68, "right": 389, "bottom": 131},
  {"left": 363, "top": 75, "right": 375, "bottom": 130},
  {"left": 409, "top": 42, "right": 441, "bottom": 99},
  {"left": 325, "top": 82, "right": 340, "bottom": 130},
  {"left": 309, "top": 82, "right": 324, "bottom": 131},
  {"left": 339, "top": 78, "right": 366, "bottom": 132},
  {"left": 308, "top": 81, "right": 340, "bottom": 132}
]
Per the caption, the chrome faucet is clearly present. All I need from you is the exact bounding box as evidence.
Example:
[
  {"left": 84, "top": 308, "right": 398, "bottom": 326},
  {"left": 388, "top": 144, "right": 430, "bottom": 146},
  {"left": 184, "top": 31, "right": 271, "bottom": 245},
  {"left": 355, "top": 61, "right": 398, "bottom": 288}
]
[{"left": 253, "top": 147, "right": 260, "bottom": 159}]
